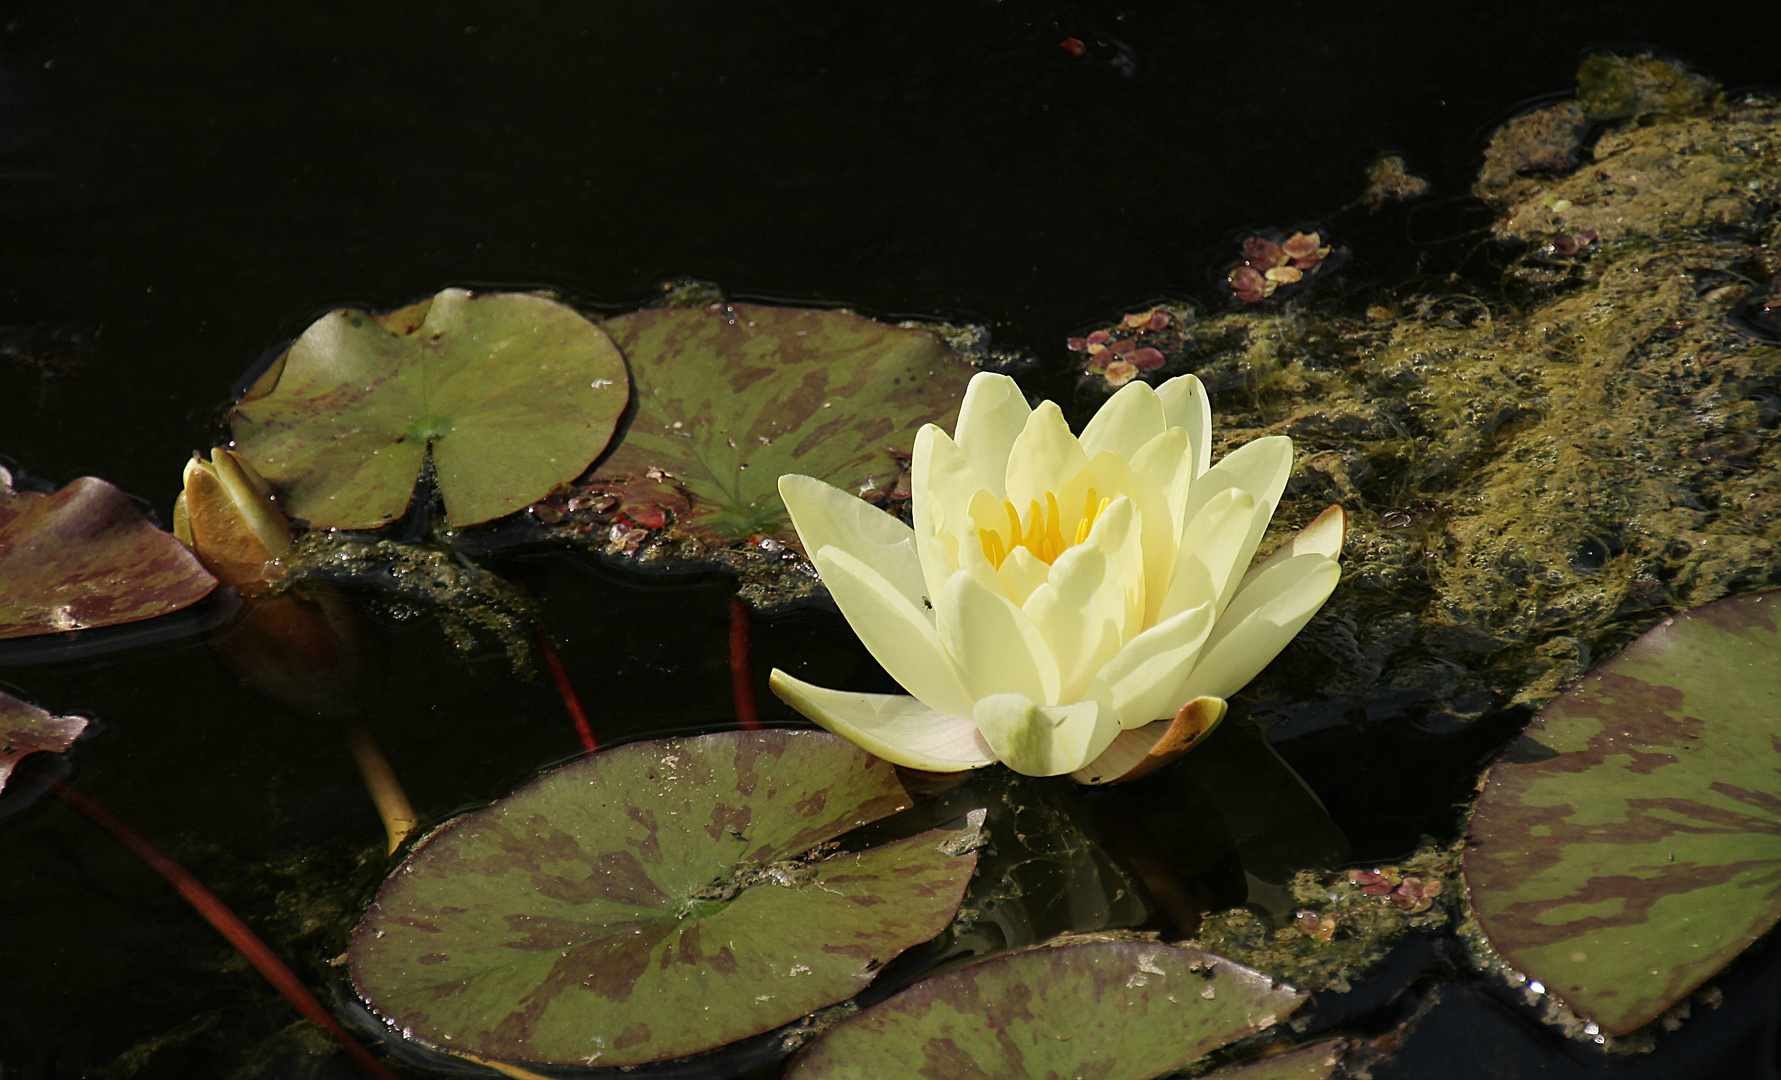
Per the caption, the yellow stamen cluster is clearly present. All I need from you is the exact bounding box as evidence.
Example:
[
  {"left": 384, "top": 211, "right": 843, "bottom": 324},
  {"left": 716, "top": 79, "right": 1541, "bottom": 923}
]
[{"left": 978, "top": 488, "right": 1112, "bottom": 568}]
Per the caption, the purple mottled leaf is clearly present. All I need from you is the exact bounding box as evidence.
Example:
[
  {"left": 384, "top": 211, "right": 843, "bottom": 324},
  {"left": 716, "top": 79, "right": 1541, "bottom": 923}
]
[
  {"left": 350, "top": 730, "right": 981, "bottom": 1069},
  {"left": 0, "top": 689, "right": 87, "bottom": 794},
  {"left": 232, "top": 289, "right": 628, "bottom": 529},
  {"left": 0, "top": 470, "right": 216, "bottom": 639},
  {"left": 1467, "top": 589, "right": 1781, "bottom": 1035},
  {"left": 589, "top": 304, "right": 975, "bottom": 542},
  {"left": 788, "top": 942, "right": 1305, "bottom": 1080}
]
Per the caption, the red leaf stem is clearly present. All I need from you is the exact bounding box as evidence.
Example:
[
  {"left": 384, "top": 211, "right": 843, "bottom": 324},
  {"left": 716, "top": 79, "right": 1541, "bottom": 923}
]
[
  {"left": 22, "top": 772, "right": 400, "bottom": 1080},
  {"left": 533, "top": 624, "right": 598, "bottom": 754},
  {"left": 728, "top": 595, "right": 762, "bottom": 730}
]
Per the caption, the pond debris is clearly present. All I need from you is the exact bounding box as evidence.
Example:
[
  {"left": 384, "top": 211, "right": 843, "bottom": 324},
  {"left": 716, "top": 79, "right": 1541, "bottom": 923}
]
[
  {"left": 1069, "top": 71, "right": 1781, "bottom": 740},
  {"left": 278, "top": 530, "right": 538, "bottom": 674},
  {"left": 1226, "top": 232, "right": 1340, "bottom": 304},
  {"left": 1360, "top": 154, "right": 1431, "bottom": 210},
  {"left": 1187, "top": 839, "right": 1462, "bottom": 997},
  {"left": 1067, "top": 302, "right": 1196, "bottom": 389}
]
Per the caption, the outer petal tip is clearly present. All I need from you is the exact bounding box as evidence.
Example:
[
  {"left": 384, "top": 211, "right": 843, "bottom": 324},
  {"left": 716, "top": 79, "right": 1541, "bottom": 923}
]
[
  {"left": 767, "top": 669, "right": 996, "bottom": 772},
  {"left": 1070, "top": 696, "right": 1227, "bottom": 785}
]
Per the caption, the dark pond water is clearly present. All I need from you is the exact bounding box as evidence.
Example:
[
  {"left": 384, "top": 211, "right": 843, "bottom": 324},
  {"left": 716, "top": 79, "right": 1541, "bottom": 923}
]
[{"left": 3, "top": 2, "right": 1780, "bottom": 1077}]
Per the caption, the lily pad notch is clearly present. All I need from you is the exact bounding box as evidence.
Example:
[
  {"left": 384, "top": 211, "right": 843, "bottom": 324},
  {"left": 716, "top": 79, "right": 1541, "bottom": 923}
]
[{"left": 231, "top": 289, "right": 630, "bottom": 529}]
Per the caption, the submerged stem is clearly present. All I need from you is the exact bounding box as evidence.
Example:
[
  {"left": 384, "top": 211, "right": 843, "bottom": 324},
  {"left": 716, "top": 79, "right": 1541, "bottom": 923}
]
[
  {"left": 533, "top": 624, "right": 598, "bottom": 754},
  {"left": 23, "top": 772, "right": 400, "bottom": 1080},
  {"left": 345, "top": 722, "right": 418, "bottom": 855},
  {"left": 729, "top": 595, "right": 762, "bottom": 730}
]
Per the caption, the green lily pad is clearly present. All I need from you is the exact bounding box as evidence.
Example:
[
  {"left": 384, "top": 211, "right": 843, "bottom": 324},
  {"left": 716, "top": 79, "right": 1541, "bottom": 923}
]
[
  {"left": 231, "top": 289, "right": 628, "bottom": 529},
  {"left": 1466, "top": 589, "right": 1781, "bottom": 1036},
  {"left": 0, "top": 689, "right": 88, "bottom": 794},
  {"left": 0, "top": 468, "right": 216, "bottom": 639},
  {"left": 350, "top": 729, "right": 982, "bottom": 1069},
  {"left": 590, "top": 304, "right": 975, "bottom": 542},
  {"left": 787, "top": 942, "right": 1306, "bottom": 1080}
]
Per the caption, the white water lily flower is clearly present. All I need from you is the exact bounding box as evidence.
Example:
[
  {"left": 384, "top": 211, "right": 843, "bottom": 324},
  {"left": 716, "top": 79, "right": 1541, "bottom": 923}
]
[{"left": 769, "top": 371, "right": 1343, "bottom": 782}]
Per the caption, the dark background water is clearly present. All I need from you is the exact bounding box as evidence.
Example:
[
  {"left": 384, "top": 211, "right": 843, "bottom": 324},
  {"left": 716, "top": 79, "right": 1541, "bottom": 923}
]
[{"left": 2, "top": 1, "right": 1779, "bottom": 1077}]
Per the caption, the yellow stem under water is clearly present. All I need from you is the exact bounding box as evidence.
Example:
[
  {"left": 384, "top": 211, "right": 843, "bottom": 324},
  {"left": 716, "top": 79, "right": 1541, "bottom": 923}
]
[{"left": 345, "top": 722, "right": 418, "bottom": 855}]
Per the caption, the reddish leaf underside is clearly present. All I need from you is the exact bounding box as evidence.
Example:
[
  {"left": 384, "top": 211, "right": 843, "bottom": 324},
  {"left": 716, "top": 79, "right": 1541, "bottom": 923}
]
[
  {"left": 0, "top": 472, "right": 216, "bottom": 640},
  {"left": 787, "top": 942, "right": 1307, "bottom": 1080},
  {"left": 0, "top": 690, "right": 88, "bottom": 795},
  {"left": 1466, "top": 589, "right": 1781, "bottom": 1035},
  {"left": 350, "top": 730, "right": 981, "bottom": 1069},
  {"left": 590, "top": 304, "right": 975, "bottom": 543}
]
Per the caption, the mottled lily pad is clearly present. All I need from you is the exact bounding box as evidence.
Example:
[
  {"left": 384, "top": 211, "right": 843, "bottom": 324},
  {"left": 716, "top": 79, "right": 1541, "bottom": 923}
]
[
  {"left": 1206, "top": 1040, "right": 1347, "bottom": 1080},
  {"left": 0, "top": 689, "right": 88, "bottom": 794},
  {"left": 232, "top": 289, "right": 628, "bottom": 529},
  {"left": 590, "top": 304, "right": 976, "bottom": 542},
  {"left": 0, "top": 468, "right": 216, "bottom": 639},
  {"left": 350, "top": 729, "right": 982, "bottom": 1069},
  {"left": 787, "top": 942, "right": 1306, "bottom": 1080},
  {"left": 1466, "top": 589, "right": 1781, "bottom": 1035}
]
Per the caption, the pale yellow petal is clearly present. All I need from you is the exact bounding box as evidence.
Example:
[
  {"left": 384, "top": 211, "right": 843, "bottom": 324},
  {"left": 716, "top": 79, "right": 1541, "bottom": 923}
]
[
  {"left": 1084, "top": 601, "right": 1216, "bottom": 727},
  {"left": 1156, "top": 488, "right": 1256, "bottom": 623},
  {"left": 768, "top": 671, "right": 996, "bottom": 771},
  {"left": 1177, "top": 555, "right": 1340, "bottom": 702},
  {"left": 996, "top": 545, "right": 1051, "bottom": 607},
  {"left": 1022, "top": 540, "right": 1124, "bottom": 701},
  {"left": 1079, "top": 379, "right": 1166, "bottom": 463},
  {"left": 1079, "top": 493, "right": 1143, "bottom": 636},
  {"left": 1128, "top": 427, "right": 1192, "bottom": 544},
  {"left": 912, "top": 424, "right": 991, "bottom": 605},
  {"left": 1003, "top": 400, "right": 1089, "bottom": 512},
  {"left": 1237, "top": 504, "right": 1346, "bottom": 592},
  {"left": 1120, "top": 432, "right": 1192, "bottom": 625},
  {"left": 935, "top": 568, "right": 1061, "bottom": 705},
  {"left": 812, "top": 544, "right": 976, "bottom": 718},
  {"left": 1156, "top": 374, "right": 1212, "bottom": 477},
  {"left": 1180, "top": 435, "right": 1294, "bottom": 608},
  {"left": 972, "top": 693, "right": 1121, "bottom": 776},
  {"left": 952, "top": 372, "right": 1029, "bottom": 501},
  {"left": 780, "top": 473, "right": 924, "bottom": 609}
]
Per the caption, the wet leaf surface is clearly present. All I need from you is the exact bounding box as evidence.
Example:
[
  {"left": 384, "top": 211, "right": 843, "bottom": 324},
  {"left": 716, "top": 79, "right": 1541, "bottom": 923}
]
[
  {"left": 0, "top": 689, "right": 87, "bottom": 795},
  {"left": 1466, "top": 589, "right": 1781, "bottom": 1035},
  {"left": 232, "top": 289, "right": 628, "bottom": 529},
  {"left": 350, "top": 729, "right": 981, "bottom": 1069},
  {"left": 788, "top": 941, "right": 1305, "bottom": 1080},
  {"left": 0, "top": 470, "right": 216, "bottom": 639},
  {"left": 591, "top": 304, "right": 975, "bottom": 543},
  {"left": 1205, "top": 1039, "right": 1347, "bottom": 1079}
]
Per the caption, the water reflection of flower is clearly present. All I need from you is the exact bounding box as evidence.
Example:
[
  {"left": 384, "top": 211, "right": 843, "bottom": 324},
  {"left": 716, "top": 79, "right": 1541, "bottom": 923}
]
[{"left": 770, "top": 371, "right": 1343, "bottom": 782}]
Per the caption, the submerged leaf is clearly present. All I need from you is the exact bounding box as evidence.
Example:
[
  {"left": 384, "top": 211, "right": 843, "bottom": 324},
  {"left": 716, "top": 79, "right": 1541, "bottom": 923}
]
[
  {"left": 0, "top": 470, "right": 216, "bottom": 639},
  {"left": 590, "top": 304, "right": 976, "bottom": 542},
  {"left": 1466, "top": 589, "right": 1781, "bottom": 1035},
  {"left": 0, "top": 689, "right": 88, "bottom": 794},
  {"left": 232, "top": 289, "right": 628, "bottom": 529},
  {"left": 350, "top": 730, "right": 981, "bottom": 1069},
  {"left": 787, "top": 942, "right": 1306, "bottom": 1079}
]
